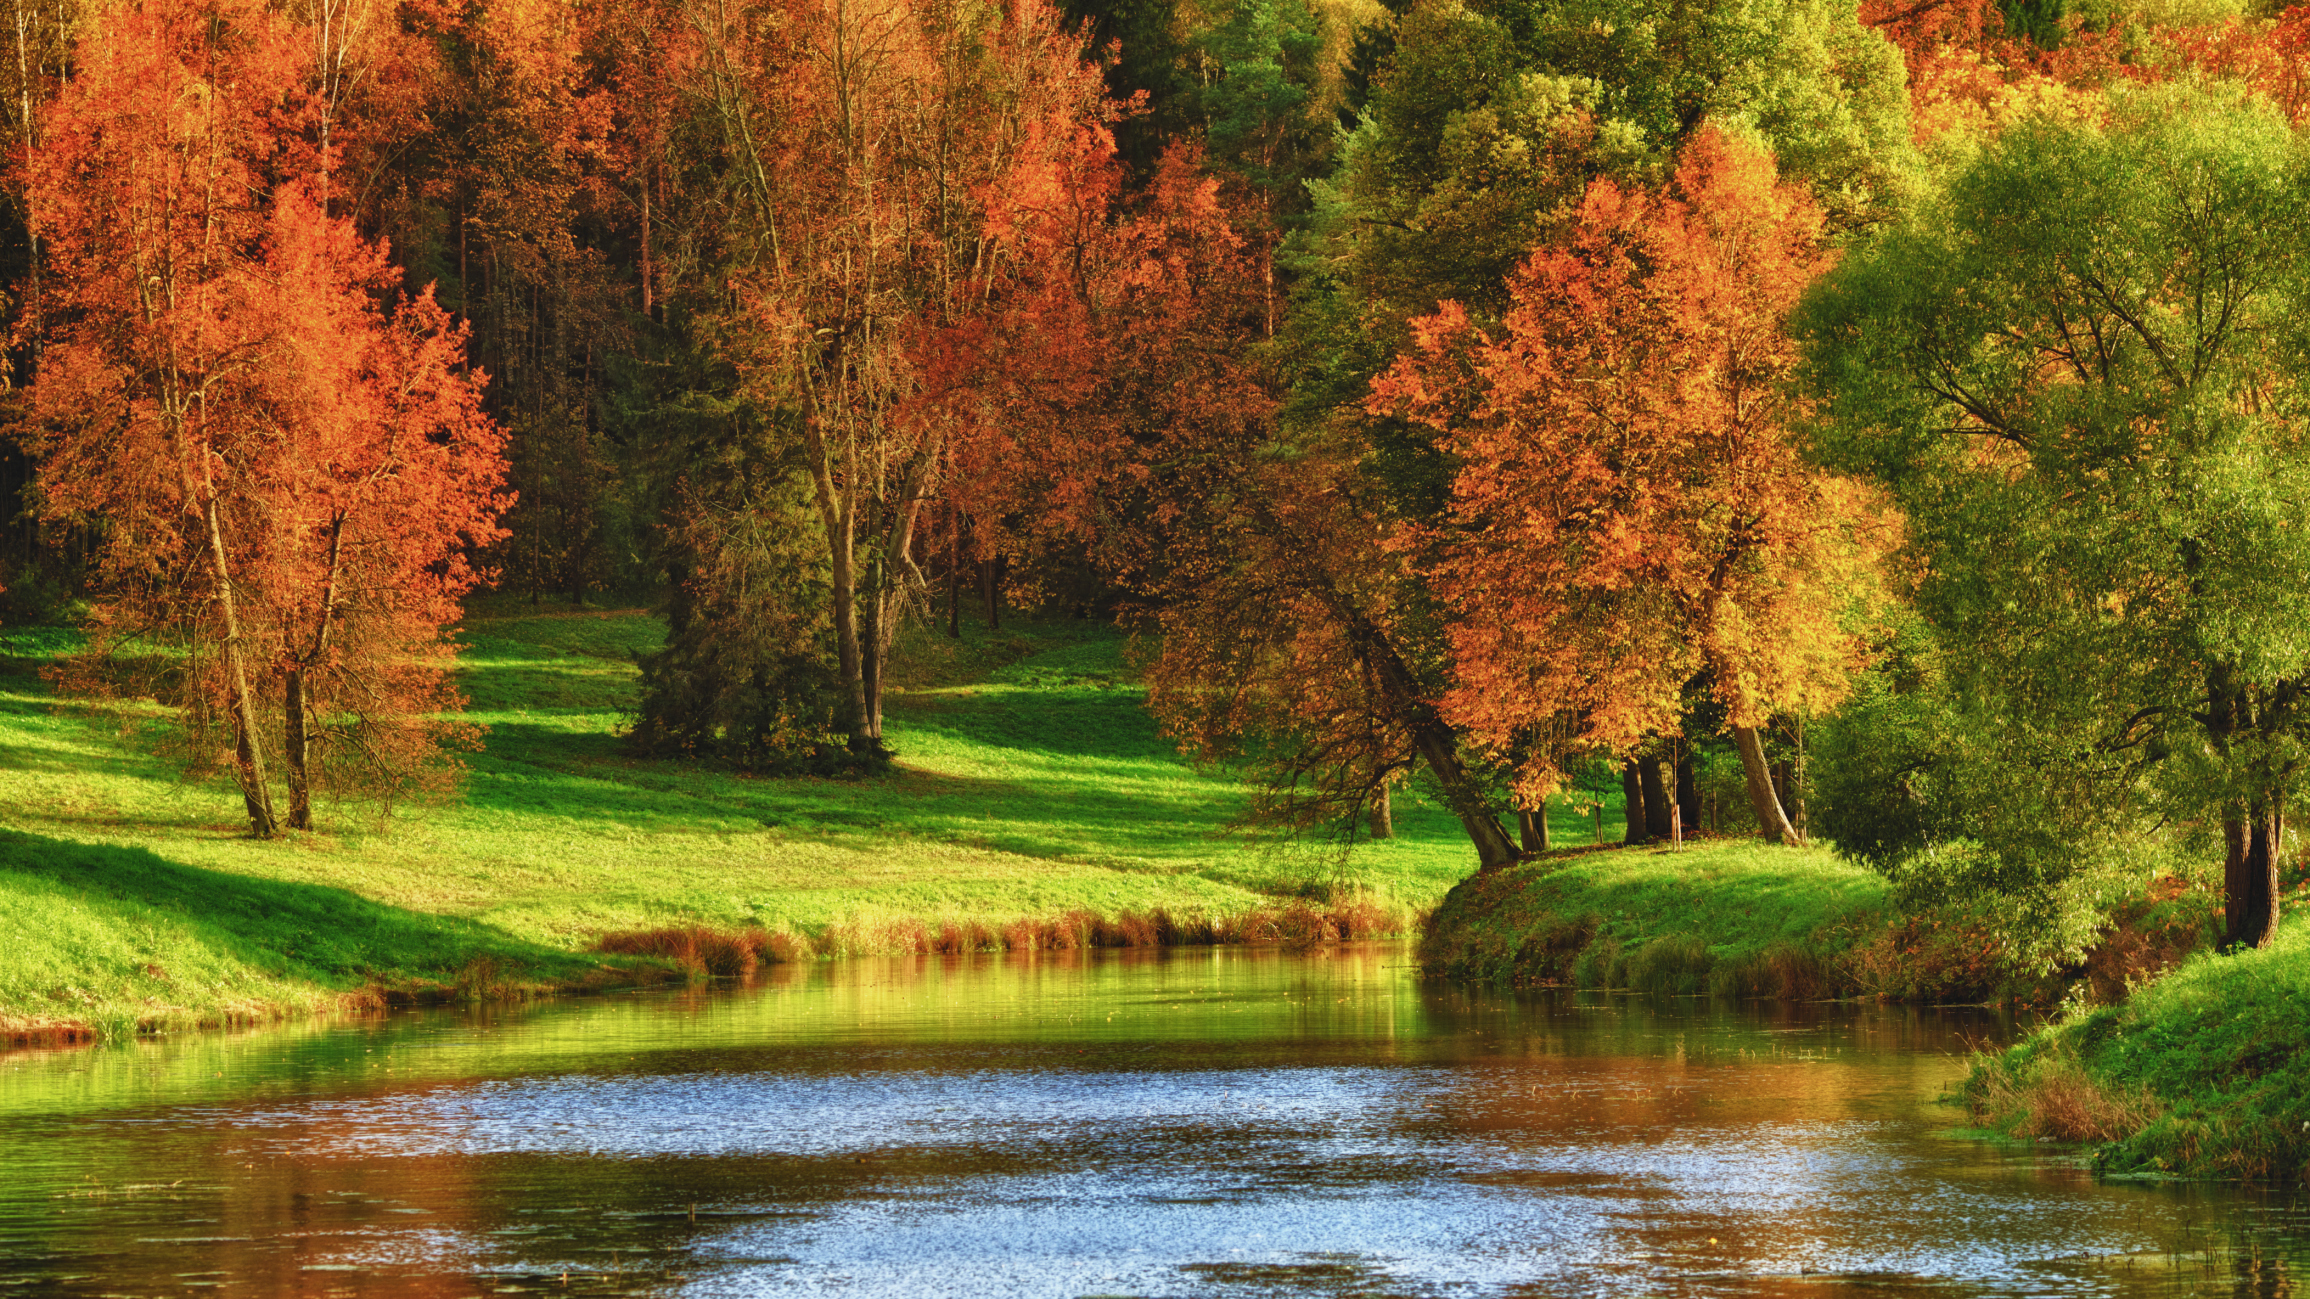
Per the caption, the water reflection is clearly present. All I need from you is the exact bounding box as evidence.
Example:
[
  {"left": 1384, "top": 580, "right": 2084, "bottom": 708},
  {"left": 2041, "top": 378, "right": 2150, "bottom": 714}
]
[{"left": 0, "top": 944, "right": 2303, "bottom": 1296}]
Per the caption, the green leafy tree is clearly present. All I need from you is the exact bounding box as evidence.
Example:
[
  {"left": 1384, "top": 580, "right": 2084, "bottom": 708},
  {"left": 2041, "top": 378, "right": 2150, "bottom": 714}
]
[{"left": 1807, "top": 86, "right": 2310, "bottom": 952}]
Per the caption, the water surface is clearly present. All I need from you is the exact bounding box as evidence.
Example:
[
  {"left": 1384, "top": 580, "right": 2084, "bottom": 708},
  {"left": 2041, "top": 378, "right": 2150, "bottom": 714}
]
[{"left": 2, "top": 943, "right": 2303, "bottom": 1296}]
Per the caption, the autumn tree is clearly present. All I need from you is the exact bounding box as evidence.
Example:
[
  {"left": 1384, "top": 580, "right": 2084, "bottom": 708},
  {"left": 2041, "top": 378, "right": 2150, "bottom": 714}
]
[
  {"left": 676, "top": 0, "right": 1111, "bottom": 761},
  {"left": 1807, "top": 87, "right": 2310, "bottom": 950},
  {"left": 1372, "top": 129, "right": 1885, "bottom": 844},
  {"left": 28, "top": 0, "right": 506, "bottom": 835}
]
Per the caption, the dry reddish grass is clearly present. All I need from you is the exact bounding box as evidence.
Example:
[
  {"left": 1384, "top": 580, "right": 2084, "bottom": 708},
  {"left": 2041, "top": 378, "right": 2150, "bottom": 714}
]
[
  {"left": 594, "top": 900, "right": 1412, "bottom": 971},
  {"left": 594, "top": 925, "right": 800, "bottom": 977},
  {"left": 1967, "top": 1052, "right": 2162, "bottom": 1143}
]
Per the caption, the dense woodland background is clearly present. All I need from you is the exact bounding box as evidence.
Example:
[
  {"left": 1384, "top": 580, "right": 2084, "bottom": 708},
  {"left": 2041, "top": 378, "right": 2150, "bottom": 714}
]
[{"left": 3, "top": 0, "right": 2309, "bottom": 970}]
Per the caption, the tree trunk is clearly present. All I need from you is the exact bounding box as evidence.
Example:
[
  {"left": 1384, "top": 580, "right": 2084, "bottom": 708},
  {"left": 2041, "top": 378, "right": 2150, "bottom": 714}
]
[
  {"left": 981, "top": 553, "right": 1001, "bottom": 630},
  {"left": 201, "top": 496, "right": 277, "bottom": 837},
  {"left": 947, "top": 516, "right": 962, "bottom": 639},
  {"left": 2223, "top": 802, "right": 2282, "bottom": 950},
  {"left": 861, "top": 554, "right": 883, "bottom": 742},
  {"left": 1279, "top": 528, "right": 1518, "bottom": 871},
  {"left": 1733, "top": 724, "right": 1801, "bottom": 844},
  {"left": 1638, "top": 755, "right": 1672, "bottom": 842},
  {"left": 284, "top": 514, "right": 346, "bottom": 832},
  {"left": 1621, "top": 762, "right": 1646, "bottom": 845},
  {"left": 1676, "top": 755, "right": 1700, "bottom": 833},
  {"left": 1519, "top": 803, "right": 1549, "bottom": 854},
  {"left": 800, "top": 416, "right": 872, "bottom": 756},
  {"left": 285, "top": 665, "right": 312, "bottom": 830},
  {"left": 1370, "top": 783, "right": 1392, "bottom": 840},
  {"left": 1331, "top": 606, "right": 1517, "bottom": 870}
]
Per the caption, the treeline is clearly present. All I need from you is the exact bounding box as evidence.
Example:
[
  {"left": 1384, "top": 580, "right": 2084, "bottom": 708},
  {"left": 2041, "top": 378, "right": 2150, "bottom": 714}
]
[{"left": 4, "top": 0, "right": 2308, "bottom": 963}]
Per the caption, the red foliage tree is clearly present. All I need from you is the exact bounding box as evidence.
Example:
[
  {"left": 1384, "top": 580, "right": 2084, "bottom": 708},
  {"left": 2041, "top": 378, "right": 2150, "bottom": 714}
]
[
  {"left": 1372, "top": 130, "right": 1891, "bottom": 844},
  {"left": 28, "top": 0, "right": 507, "bottom": 835}
]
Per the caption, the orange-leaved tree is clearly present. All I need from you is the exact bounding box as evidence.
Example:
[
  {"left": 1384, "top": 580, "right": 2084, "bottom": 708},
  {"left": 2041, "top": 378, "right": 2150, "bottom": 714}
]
[
  {"left": 1372, "top": 130, "right": 1891, "bottom": 844},
  {"left": 28, "top": 0, "right": 507, "bottom": 835},
  {"left": 682, "top": 0, "right": 1113, "bottom": 759}
]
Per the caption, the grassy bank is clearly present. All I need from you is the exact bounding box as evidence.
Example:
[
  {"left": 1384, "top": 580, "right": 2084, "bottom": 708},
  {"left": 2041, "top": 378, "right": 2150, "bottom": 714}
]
[
  {"left": 1418, "top": 838, "right": 1895, "bottom": 997},
  {"left": 0, "top": 605, "right": 1581, "bottom": 1042},
  {"left": 1961, "top": 912, "right": 2310, "bottom": 1185}
]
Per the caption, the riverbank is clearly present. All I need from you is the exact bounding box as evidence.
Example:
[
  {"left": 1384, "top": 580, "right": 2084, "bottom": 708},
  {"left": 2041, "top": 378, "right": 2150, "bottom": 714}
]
[
  {"left": 0, "top": 606, "right": 1586, "bottom": 1044},
  {"left": 1417, "top": 835, "right": 2261, "bottom": 1003},
  {"left": 1962, "top": 914, "right": 2310, "bottom": 1185},
  {"left": 1429, "top": 821, "right": 2310, "bottom": 1184}
]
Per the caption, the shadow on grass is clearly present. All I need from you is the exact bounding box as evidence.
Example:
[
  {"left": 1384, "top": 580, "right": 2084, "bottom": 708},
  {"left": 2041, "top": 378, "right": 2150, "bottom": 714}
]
[
  {"left": 0, "top": 829, "right": 601, "bottom": 988},
  {"left": 458, "top": 718, "right": 1246, "bottom": 863}
]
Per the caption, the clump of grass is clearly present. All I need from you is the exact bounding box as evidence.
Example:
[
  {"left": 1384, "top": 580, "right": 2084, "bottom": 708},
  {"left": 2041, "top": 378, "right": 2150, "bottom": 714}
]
[
  {"left": 1625, "top": 934, "right": 1715, "bottom": 996},
  {"left": 1962, "top": 1040, "right": 2162, "bottom": 1143},
  {"left": 594, "top": 926, "right": 808, "bottom": 978},
  {"left": 1711, "top": 940, "right": 1834, "bottom": 1000}
]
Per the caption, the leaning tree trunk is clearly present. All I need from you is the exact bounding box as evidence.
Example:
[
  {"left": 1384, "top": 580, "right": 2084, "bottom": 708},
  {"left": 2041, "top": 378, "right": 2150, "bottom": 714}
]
[
  {"left": 1621, "top": 762, "right": 1647, "bottom": 845},
  {"left": 2223, "top": 801, "right": 2282, "bottom": 950},
  {"left": 1732, "top": 724, "right": 1801, "bottom": 844},
  {"left": 1331, "top": 604, "right": 1518, "bottom": 870}
]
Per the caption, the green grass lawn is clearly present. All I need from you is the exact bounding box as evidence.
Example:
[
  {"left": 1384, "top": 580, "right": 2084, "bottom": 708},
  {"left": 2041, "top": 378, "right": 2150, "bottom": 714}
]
[{"left": 0, "top": 605, "right": 1598, "bottom": 1038}]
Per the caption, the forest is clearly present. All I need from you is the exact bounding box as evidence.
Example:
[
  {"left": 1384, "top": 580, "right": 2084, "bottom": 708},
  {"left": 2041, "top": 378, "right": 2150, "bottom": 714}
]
[{"left": 1, "top": 0, "right": 2309, "bottom": 1182}]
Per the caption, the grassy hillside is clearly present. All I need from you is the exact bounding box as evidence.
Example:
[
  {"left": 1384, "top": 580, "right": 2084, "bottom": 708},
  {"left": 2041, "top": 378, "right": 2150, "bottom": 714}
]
[
  {"left": 0, "top": 605, "right": 1591, "bottom": 1040},
  {"left": 1419, "top": 837, "right": 1892, "bottom": 997}
]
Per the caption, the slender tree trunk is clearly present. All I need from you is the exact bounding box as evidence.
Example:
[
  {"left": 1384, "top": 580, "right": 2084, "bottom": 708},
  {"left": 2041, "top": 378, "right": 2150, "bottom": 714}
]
[
  {"left": 1675, "top": 755, "right": 1699, "bottom": 833},
  {"left": 861, "top": 554, "right": 884, "bottom": 741},
  {"left": 803, "top": 422, "right": 871, "bottom": 754},
  {"left": 1638, "top": 755, "right": 1672, "bottom": 842},
  {"left": 285, "top": 666, "right": 311, "bottom": 829},
  {"left": 1369, "top": 783, "right": 1392, "bottom": 840},
  {"left": 638, "top": 170, "right": 653, "bottom": 318},
  {"left": 284, "top": 514, "right": 345, "bottom": 832},
  {"left": 1621, "top": 762, "right": 1646, "bottom": 845},
  {"left": 1732, "top": 724, "right": 1800, "bottom": 843},
  {"left": 947, "top": 514, "right": 962, "bottom": 639},
  {"left": 201, "top": 495, "right": 277, "bottom": 837},
  {"left": 981, "top": 553, "right": 1001, "bottom": 630}
]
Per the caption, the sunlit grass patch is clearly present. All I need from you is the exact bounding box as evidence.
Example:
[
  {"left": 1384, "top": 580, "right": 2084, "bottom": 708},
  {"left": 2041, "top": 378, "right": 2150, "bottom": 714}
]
[{"left": 0, "top": 605, "right": 1489, "bottom": 1038}]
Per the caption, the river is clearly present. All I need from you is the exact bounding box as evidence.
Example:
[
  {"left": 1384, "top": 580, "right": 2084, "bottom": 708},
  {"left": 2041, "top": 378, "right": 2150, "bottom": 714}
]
[{"left": 1, "top": 943, "right": 2303, "bottom": 1296}]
